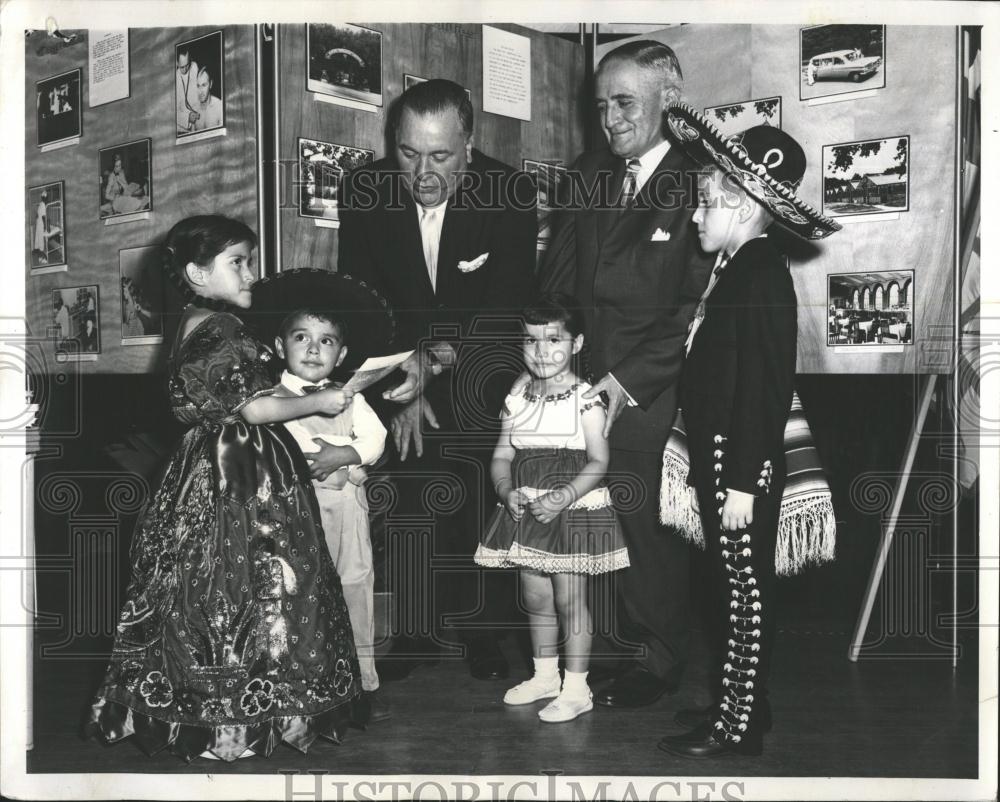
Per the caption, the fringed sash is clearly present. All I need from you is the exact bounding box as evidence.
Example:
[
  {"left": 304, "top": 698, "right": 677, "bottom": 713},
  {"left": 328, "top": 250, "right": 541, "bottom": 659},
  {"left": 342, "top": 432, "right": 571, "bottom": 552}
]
[{"left": 660, "top": 392, "right": 836, "bottom": 576}]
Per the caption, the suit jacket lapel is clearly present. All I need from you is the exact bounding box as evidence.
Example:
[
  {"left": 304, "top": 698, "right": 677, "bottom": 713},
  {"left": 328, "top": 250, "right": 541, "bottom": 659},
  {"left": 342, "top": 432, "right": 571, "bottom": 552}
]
[
  {"left": 436, "top": 205, "right": 461, "bottom": 300},
  {"left": 596, "top": 157, "right": 626, "bottom": 248},
  {"left": 606, "top": 145, "right": 692, "bottom": 245}
]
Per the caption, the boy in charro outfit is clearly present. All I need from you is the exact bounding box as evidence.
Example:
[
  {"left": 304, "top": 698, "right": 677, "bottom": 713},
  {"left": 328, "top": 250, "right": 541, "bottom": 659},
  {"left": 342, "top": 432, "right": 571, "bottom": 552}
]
[{"left": 656, "top": 103, "right": 841, "bottom": 758}]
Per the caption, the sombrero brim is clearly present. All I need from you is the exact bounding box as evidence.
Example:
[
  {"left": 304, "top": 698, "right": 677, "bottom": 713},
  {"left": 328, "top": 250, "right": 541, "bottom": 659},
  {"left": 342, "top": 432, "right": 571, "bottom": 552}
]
[
  {"left": 665, "top": 102, "right": 841, "bottom": 240},
  {"left": 248, "top": 268, "right": 395, "bottom": 370}
]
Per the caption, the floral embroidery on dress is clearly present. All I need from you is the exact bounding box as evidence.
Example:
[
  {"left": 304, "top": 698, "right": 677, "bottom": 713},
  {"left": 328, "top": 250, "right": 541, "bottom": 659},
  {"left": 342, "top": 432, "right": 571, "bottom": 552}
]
[
  {"left": 333, "top": 658, "right": 354, "bottom": 697},
  {"left": 240, "top": 677, "right": 276, "bottom": 716},
  {"left": 139, "top": 671, "right": 174, "bottom": 708},
  {"left": 86, "top": 310, "right": 363, "bottom": 758}
]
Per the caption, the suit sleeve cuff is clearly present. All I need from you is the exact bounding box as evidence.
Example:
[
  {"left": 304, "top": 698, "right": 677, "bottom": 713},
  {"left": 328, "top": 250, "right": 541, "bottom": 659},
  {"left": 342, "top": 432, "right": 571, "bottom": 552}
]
[{"left": 607, "top": 372, "right": 638, "bottom": 407}]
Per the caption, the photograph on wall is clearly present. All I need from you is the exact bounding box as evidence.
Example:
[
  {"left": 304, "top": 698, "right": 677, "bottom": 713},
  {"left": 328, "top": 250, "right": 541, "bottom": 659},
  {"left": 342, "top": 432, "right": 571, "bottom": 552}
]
[
  {"left": 522, "top": 159, "right": 567, "bottom": 250},
  {"left": 297, "top": 137, "right": 375, "bottom": 225},
  {"left": 119, "top": 245, "right": 165, "bottom": 345},
  {"left": 822, "top": 135, "right": 909, "bottom": 218},
  {"left": 99, "top": 139, "right": 152, "bottom": 220},
  {"left": 403, "top": 73, "right": 472, "bottom": 101},
  {"left": 49, "top": 285, "right": 101, "bottom": 358},
  {"left": 27, "top": 181, "right": 66, "bottom": 274},
  {"left": 306, "top": 23, "right": 383, "bottom": 107},
  {"left": 175, "top": 30, "right": 225, "bottom": 138},
  {"left": 704, "top": 96, "right": 781, "bottom": 139},
  {"left": 827, "top": 270, "right": 913, "bottom": 346},
  {"left": 800, "top": 24, "right": 885, "bottom": 101},
  {"left": 35, "top": 68, "right": 82, "bottom": 148}
]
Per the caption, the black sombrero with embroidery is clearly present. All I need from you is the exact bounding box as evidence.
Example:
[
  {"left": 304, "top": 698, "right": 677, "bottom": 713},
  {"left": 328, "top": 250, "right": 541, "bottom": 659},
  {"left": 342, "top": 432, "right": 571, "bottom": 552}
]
[
  {"left": 249, "top": 268, "right": 395, "bottom": 371},
  {"left": 665, "top": 101, "right": 841, "bottom": 240}
]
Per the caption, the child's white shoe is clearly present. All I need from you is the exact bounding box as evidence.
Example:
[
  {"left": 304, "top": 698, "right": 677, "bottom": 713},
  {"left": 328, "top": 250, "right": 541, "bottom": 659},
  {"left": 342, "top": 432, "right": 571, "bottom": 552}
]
[
  {"left": 503, "top": 675, "right": 561, "bottom": 705},
  {"left": 538, "top": 689, "right": 594, "bottom": 723}
]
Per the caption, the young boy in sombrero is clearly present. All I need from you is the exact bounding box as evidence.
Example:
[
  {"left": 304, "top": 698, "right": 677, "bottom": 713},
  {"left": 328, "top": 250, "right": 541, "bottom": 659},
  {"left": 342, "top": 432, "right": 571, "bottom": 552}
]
[
  {"left": 656, "top": 103, "right": 840, "bottom": 758},
  {"left": 252, "top": 269, "right": 395, "bottom": 723}
]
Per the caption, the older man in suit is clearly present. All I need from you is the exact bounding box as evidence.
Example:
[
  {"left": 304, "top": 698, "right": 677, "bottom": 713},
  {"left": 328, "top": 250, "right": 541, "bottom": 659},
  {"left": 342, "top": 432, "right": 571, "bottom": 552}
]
[
  {"left": 541, "top": 41, "right": 713, "bottom": 707},
  {"left": 335, "top": 79, "right": 537, "bottom": 680}
]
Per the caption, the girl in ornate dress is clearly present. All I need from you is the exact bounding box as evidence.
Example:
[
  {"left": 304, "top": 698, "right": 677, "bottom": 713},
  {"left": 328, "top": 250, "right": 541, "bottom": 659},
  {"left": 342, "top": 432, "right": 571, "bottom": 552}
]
[{"left": 85, "top": 215, "right": 366, "bottom": 762}]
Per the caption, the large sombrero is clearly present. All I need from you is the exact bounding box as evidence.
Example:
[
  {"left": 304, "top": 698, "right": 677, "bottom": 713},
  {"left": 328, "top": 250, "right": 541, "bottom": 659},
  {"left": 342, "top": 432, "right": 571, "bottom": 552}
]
[
  {"left": 665, "top": 101, "right": 841, "bottom": 240},
  {"left": 249, "top": 268, "right": 395, "bottom": 371}
]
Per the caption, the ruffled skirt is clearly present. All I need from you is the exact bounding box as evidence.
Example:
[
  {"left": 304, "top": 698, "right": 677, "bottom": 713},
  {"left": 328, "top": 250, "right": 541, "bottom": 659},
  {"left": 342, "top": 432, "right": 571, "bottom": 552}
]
[{"left": 474, "top": 448, "right": 628, "bottom": 574}]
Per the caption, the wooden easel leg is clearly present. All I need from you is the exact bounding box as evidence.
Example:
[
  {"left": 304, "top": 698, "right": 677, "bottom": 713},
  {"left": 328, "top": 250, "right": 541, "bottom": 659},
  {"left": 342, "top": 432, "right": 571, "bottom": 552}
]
[{"left": 848, "top": 374, "right": 938, "bottom": 661}]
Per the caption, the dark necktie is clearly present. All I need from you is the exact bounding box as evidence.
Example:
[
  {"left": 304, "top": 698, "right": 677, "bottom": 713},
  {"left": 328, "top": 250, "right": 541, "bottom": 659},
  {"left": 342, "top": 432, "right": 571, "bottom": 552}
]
[
  {"left": 301, "top": 384, "right": 326, "bottom": 394},
  {"left": 620, "top": 158, "right": 641, "bottom": 211}
]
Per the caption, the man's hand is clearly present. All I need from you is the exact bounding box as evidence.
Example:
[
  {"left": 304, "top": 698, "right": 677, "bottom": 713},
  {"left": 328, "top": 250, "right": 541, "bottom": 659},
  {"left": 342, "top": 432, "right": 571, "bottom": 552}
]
[
  {"left": 583, "top": 374, "right": 629, "bottom": 438},
  {"left": 383, "top": 351, "right": 442, "bottom": 404},
  {"left": 304, "top": 441, "right": 357, "bottom": 482},
  {"left": 504, "top": 488, "right": 529, "bottom": 521},
  {"left": 720, "top": 489, "right": 755, "bottom": 532},
  {"left": 187, "top": 110, "right": 200, "bottom": 128},
  {"left": 391, "top": 398, "right": 440, "bottom": 461},
  {"left": 689, "top": 485, "right": 700, "bottom": 514},
  {"left": 528, "top": 489, "right": 571, "bottom": 524}
]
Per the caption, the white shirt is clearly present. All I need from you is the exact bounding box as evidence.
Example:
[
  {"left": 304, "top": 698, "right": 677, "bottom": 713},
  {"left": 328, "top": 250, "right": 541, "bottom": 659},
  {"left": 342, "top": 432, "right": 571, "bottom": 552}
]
[
  {"left": 417, "top": 200, "right": 448, "bottom": 291},
  {"left": 630, "top": 138, "right": 672, "bottom": 196},
  {"left": 278, "top": 370, "right": 386, "bottom": 469}
]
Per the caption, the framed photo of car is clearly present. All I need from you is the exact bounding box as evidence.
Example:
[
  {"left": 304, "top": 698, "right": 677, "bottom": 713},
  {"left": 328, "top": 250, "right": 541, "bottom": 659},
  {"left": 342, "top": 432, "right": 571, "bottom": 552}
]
[{"left": 800, "top": 25, "right": 885, "bottom": 102}]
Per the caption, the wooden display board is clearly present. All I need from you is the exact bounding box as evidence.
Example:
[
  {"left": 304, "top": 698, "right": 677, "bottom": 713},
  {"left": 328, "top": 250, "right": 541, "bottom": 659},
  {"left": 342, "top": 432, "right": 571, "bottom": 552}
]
[
  {"left": 597, "top": 24, "right": 957, "bottom": 375},
  {"left": 23, "top": 27, "right": 260, "bottom": 375},
  {"left": 276, "top": 22, "right": 587, "bottom": 273}
]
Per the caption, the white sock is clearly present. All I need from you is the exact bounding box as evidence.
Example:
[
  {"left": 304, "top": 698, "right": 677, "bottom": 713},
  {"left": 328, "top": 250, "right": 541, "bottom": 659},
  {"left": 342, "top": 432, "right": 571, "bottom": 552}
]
[
  {"left": 533, "top": 656, "right": 559, "bottom": 681},
  {"left": 562, "top": 669, "right": 589, "bottom": 697}
]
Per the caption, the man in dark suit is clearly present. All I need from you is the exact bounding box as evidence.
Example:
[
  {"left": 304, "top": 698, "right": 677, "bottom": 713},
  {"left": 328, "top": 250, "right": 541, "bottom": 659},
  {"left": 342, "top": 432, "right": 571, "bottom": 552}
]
[
  {"left": 334, "top": 79, "right": 537, "bottom": 679},
  {"left": 541, "top": 41, "right": 713, "bottom": 707}
]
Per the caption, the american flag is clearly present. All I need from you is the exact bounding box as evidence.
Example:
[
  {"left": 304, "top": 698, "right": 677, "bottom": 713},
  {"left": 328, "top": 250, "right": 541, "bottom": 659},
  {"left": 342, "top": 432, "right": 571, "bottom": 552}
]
[{"left": 947, "top": 26, "right": 981, "bottom": 492}]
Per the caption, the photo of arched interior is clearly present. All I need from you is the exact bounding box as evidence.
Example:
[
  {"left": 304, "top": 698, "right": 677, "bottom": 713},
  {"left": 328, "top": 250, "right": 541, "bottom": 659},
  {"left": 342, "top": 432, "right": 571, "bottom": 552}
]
[{"left": 828, "top": 270, "right": 913, "bottom": 345}]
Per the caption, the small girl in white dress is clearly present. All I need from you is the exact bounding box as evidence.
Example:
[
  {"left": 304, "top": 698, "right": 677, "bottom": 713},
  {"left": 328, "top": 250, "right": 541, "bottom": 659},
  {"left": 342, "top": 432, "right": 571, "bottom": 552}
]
[{"left": 475, "top": 293, "right": 628, "bottom": 723}]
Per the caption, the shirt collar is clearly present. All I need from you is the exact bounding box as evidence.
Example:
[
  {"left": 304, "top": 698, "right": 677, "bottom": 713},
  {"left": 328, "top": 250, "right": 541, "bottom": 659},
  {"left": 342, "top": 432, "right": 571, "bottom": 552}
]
[
  {"left": 416, "top": 199, "right": 448, "bottom": 219},
  {"left": 280, "top": 369, "right": 331, "bottom": 395},
  {"left": 632, "top": 139, "right": 672, "bottom": 189},
  {"left": 725, "top": 232, "right": 769, "bottom": 259}
]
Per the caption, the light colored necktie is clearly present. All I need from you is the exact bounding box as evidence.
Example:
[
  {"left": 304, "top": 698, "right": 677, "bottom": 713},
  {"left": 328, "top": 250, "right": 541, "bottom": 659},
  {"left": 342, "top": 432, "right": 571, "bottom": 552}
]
[
  {"left": 620, "top": 158, "right": 641, "bottom": 211},
  {"left": 685, "top": 253, "right": 731, "bottom": 354},
  {"left": 419, "top": 206, "right": 439, "bottom": 291}
]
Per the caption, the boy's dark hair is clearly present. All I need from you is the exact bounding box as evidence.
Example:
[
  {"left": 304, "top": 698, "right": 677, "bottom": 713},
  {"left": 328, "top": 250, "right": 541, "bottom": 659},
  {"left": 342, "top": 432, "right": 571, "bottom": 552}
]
[
  {"left": 391, "top": 78, "right": 473, "bottom": 139},
  {"left": 522, "top": 292, "right": 584, "bottom": 338},
  {"left": 276, "top": 309, "right": 348, "bottom": 344}
]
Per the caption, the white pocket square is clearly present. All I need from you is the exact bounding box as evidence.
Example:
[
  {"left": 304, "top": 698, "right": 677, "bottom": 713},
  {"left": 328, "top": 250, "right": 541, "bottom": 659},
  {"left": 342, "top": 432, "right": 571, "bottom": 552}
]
[
  {"left": 457, "top": 252, "right": 490, "bottom": 272},
  {"left": 650, "top": 228, "right": 671, "bottom": 242}
]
